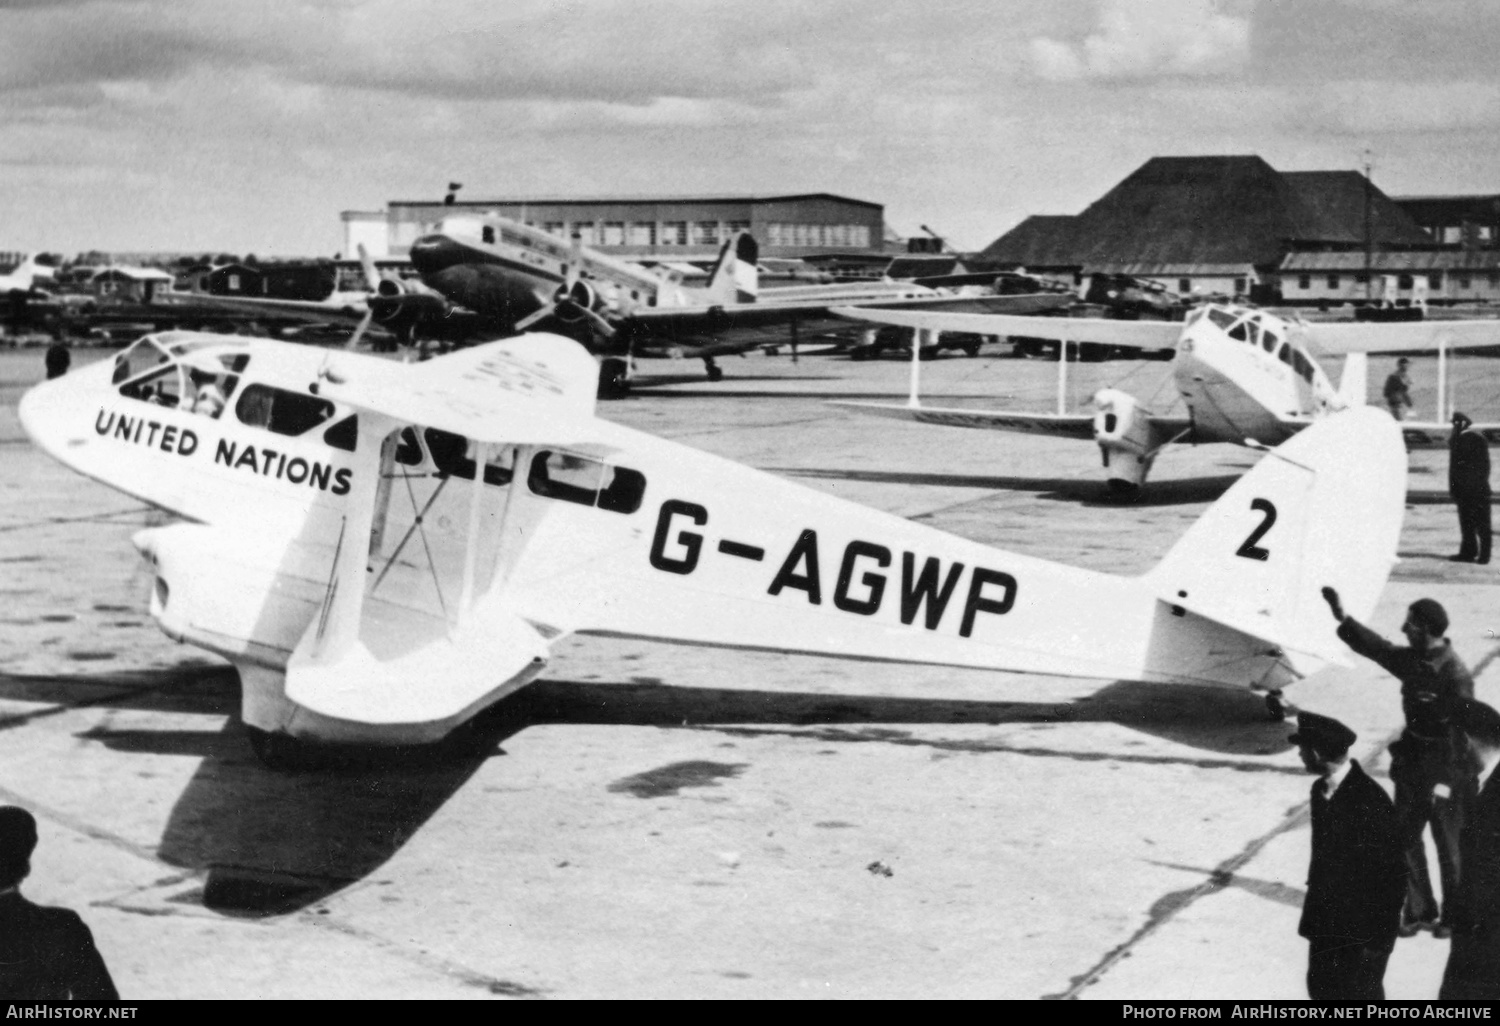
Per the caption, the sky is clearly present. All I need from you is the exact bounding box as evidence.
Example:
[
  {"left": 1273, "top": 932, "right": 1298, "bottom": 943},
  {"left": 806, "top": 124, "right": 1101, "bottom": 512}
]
[{"left": 4, "top": 0, "right": 1500, "bottom": 257}]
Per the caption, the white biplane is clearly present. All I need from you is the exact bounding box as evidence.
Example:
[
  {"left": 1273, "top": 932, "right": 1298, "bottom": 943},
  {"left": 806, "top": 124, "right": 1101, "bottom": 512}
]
[
  {"left": 829, "top": 303, "right": 1500, "bottom": 493},
  {"left": 20, "top": 330, "right": 1405, "bottom": 763}
]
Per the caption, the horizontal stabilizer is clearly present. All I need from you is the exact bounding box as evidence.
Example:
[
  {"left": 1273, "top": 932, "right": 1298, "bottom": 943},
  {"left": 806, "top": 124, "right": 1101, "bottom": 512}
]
[{"left": 829, "top": 307, "right": 1183, "bottom": 350}]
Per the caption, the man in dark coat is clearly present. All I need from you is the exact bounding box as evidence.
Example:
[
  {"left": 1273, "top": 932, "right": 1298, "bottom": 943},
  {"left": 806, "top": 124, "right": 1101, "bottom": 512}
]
[
  {"left": 0, "top": 806, "right": 117, "bottom": 1000},
  {"left": 1449, "top": 410, "right": 1492, "bottom": 564},
  {"left": 1322, "top": 587, "right": 1473, "bottom": 936},
  {"left": 1293, "top": 711, "right": 1407, "bottom": 999},
  {"left": 1383, "top": 358, "right": 1413, "bottom": 421},
  {"left": 1441, "top": 700, "right": 1500, "bottom": 999}
]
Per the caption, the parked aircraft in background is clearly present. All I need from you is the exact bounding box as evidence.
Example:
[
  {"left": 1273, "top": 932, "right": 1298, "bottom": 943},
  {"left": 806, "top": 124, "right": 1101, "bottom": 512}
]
[
  {"left": 0, "top": 254, "right": 56, "bottom": 298},
  {"left": 405, "top": 214, "right": 1074, "bottom": 388},
  {"left": 830, "top": 304, "right": 1500, "bottom": 494},
  {"left": 19, "top": 330, "right": 1404, "bottom": 761}
]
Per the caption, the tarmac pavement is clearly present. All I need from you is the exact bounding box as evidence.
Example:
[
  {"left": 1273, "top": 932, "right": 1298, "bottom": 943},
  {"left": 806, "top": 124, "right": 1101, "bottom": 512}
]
[{"left": 1, "top": 342, "right": 1497, "bottom": 999}]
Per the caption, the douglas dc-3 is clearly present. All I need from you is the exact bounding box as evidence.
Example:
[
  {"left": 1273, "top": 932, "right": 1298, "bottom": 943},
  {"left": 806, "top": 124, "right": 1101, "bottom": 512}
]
[
  {"left": 21, "top": 330, "right": 1405, "bottom": 764},
  {"left": 830, "top": 304, "right": 1500, "bottom": 494}
]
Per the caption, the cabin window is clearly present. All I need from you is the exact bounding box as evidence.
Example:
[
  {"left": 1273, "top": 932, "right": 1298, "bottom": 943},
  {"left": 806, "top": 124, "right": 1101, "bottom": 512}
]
[
  {"left": 234, "top": 384, "right": 335, "bottom": 436},
  {"left": 119, "top": 364, "right": 184, "bottom": 408},
  {"left": 1327, "top": 275, "right": 1339, "bottom": 290},
  {"left": 421, "top": 428, "right": 510, "bottom": 485},
  {"left": 323, "top": 414, "right": 358, "bottom": 452},
  {"left": 527, "top": 450, "right": 645, "bottom": 514}
]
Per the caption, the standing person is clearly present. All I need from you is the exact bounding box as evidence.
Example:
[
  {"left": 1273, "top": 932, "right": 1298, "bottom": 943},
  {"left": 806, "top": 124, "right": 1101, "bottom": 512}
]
[
  {"left": 1321, "top": 586, "right": 1474, "bottom": 936},
  {"left": 43, "top": 339, "right": 70, "bottom": 380},
  {"left": 1292, "top": 712, "right": 1406, "bottom": 999},
  {"left": 0, "top": 806, "right": 117, "bottom": 999},
  {"left": 1440, "top": 700, "right": 1500, "bottom": 1000},
  {"left": 1449, "top": 411, "right": 1492, "bottom": 565},
  {"left": 1383, "top": 357, "right": 1413, "bottom": 421}
]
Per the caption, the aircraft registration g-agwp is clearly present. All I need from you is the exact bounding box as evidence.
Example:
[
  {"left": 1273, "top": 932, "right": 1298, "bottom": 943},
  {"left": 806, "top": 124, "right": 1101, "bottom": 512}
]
[
  {"left": 829, "top": 303, "right": 1500, "bottom": 493},
  {"left": 20, "top": 330, "right": 1406, "bottom": 764}
]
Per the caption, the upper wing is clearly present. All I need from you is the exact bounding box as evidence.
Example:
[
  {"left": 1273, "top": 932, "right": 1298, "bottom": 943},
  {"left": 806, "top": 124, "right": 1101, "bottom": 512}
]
[
  {"left": 314, "top": 332, "right": 611, "bottom": 446},
  {"left": 830, "top": 401, "right": 1100, "bottom": 440},
  {"left": 619, "top": 289, "right": 1076, "bottom": 356},
  {"left": 1299, "top": 318, "right": 1500, "bottom": 356},
  {"left": 830, "top": 307, "right": 1185, "bottom": 351}
]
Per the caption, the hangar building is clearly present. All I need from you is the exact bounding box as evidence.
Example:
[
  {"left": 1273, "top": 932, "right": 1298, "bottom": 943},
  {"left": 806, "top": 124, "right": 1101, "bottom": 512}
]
[
  {"left": 979, "top": 155, "right": 1431, "bottom": 303},
  {"left": 347, "top": 194, "right": 886, "bottom": 262}
]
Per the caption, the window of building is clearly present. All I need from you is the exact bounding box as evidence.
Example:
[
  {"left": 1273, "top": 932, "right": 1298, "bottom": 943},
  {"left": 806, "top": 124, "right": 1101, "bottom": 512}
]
[
  {"left": 850, "top": 226, "right": 870, "bottom": 248},
  {"left": 234, "top": 384, "right": 335, "bottom": 436},
  {"left": 627, "top": 222, "right": 656, "bottom": 246},
  {"left": 1480, "top": 226, "right": 1494, "bottom": 242},
  {"left": 571, "top": 223, "right": 597, "bottom": 245},
  {"left": 1178, "top": 279, "right": 1191, "bottom": 293},
  {"left": 1429, "top": 273, "right": 1442, "bottom": 289},
  {"left": 1356, "top": 274, "right": 1369, "bottom": 285},
  {"left": 766, "top": 224, "right": 785, "bottom": 247},
  {"left": 543, "top": 221, "right": 566, "bottom": 238},
  {"left": 1234, "top": 278, "right": 1247, "bottom": 295},
  {"left": 1327, "top": 275, "right": 1339, "bottom": 290},
  {"left": 601, "top": 222, "right": 625, "bottom": 246},
  {"left": 1490, "top": 271, "right": 1500, "bottom": 287},
  {"left": 1398, "top": 274, "right": 1414, "bottom": 290},
  {"left": 1443, "top": 227, "right": 1463, "bottom": 244},
  {"left": 1459, "top": 275, "right": 1472, "bottom": 290},
  {"left": 724, "top": 220, "right": 751, "bottom": 236},
  {"left": 661, "top": 221, "right": 688, "bottom": 246},
  {"left": 691, "top": 221, "right": 719, "bottom": 246},
  {"left": 1298, "top": 275, "right": 1311, "bottom": 290}
]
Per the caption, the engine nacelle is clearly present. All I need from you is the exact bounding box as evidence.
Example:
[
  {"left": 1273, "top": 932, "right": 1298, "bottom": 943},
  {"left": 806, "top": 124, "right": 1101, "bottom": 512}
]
[
  {"left": 553, "top": 279, "right": 599, "bottom": 322},
  {"left": 1091, "top": 388, "right": 1158, "bottom": 494}
]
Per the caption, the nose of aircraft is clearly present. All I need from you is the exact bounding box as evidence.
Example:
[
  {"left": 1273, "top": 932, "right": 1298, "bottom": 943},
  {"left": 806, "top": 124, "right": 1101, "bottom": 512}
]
[
  {"left": 18, "top": 356, "right": 113, "bottom": 465},
  {"left": 408, "top": 233, "right": 473, "bottom": 276}
]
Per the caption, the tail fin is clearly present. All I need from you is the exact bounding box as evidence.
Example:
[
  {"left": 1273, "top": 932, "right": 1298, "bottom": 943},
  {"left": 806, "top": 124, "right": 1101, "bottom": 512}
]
[
  {"left": 1339, "top": 353, "right": 1368, "bottom": 407},
  {"left": 1143, "top": 406, "right": 1405, "bottom": 673},
  {"left": 704, "top": 232, "right": 758, "bottom": 303}
]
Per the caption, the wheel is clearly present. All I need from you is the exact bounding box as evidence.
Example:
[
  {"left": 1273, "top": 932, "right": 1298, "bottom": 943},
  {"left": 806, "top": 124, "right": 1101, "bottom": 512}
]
[
  {"left": 963, "top": 341, "right": 981, "bottom": 357},
  {"left": 705, "top": 363, "right": 724, "bottom": 382}
]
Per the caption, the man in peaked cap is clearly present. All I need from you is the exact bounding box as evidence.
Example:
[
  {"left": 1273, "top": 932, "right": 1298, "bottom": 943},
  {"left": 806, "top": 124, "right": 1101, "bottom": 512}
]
[
  {"left": 1291, "top": 712, "right": 1406, "bottom": 999},
  {"left": 1449, "top": 411, "right": 1492, "bottom": 565},
  {"left": 0, "top": 806, "right": 117, "bottom": 1000},
  {"left": 1322, "top": 587, "right": 1474, "bottom": 938}
]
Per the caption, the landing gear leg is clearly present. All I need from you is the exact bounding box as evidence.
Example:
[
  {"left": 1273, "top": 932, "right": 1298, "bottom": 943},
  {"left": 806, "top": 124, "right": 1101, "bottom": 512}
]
[
  {"left": 1264, "top": 690, "right": 1287, "bottom": 722},
  {"left": 704, "top": 357, "right": 723, "bottom": 382}
]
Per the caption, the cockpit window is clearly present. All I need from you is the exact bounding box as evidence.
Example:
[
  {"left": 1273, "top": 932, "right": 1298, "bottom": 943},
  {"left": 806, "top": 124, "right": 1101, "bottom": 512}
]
[
  {"left": 528, "top": 450, "right": 645, "bottom": 514},
  {"left": 1207, "top": 308, "right": 1238, "bottom": 331},
  {"left": 120, "top": 364, "right": 184, "bottom": 408},
  {"left": 112, "top": 339, "right": 170, "bottom": 385},
  {"left": 422, "top": 428, "right": 514, "bottom": 486},
  {"left": 1291, "top": 348, "right": 1315, "bottom": 383},
  {"left": 1262, "top": 330, "right": 1280, "bottom": 353},
  {"left": 234, "top": 384, "right": 335, "bottom": 436}
]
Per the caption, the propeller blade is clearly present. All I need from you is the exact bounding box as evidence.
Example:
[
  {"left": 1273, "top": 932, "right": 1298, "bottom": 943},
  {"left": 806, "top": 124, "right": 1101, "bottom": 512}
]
[
  {"left": 514, "top": 303, "right": 558, "bottom": 332},
  {"left": 356, "top": 244, "right": 381, "bottom": 292},
  {"left": 345, "top": 307, "right": 375, "bottom": 351},
  {"left": 565, "top": 234, "right": 584, "bottom": 292}
]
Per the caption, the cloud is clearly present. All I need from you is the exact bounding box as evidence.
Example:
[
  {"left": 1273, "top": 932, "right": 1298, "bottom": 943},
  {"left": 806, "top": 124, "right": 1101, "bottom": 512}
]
[
  {"left": 1028, "top": 0, "right": 1250, "bottom": 81},
  {"left": 1291, "top": 79, "right": 1500, "bottom": 135}
]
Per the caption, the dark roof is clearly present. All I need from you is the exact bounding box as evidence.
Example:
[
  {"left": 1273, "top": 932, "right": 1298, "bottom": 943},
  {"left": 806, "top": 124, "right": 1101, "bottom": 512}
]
[
  {"left": 976, "top": 215, "right": 1079, "bottom": 267},
  {"left": 1281, "top": 171, "right": 1429, "bottom": 246},
  {"left": 981, "top": 156, "right": 1429, "bottom": 270}
]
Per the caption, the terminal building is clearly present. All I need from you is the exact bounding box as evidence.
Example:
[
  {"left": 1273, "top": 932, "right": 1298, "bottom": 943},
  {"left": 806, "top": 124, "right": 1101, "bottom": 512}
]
[
  {"left": 344, "top": 193, "right": 887, "bottom": 262},
  {"left": 976, "top": 155, "right": 1460, "bottom": 305}
]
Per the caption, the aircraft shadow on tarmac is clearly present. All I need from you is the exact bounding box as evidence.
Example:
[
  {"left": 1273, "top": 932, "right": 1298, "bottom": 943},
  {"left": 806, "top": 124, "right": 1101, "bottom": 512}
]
[
  {"left": 3, "top": 665, "right": 1297, "bottom": 918},
  {"left": 769, "top": 466, "right": 1242, "bottom": 506}
]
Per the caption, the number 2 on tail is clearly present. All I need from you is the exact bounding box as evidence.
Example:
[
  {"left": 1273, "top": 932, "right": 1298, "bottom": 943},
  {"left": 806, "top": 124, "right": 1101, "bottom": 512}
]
[{"left": 1235, "top": 498, "right": 1277, "bottom": 561}]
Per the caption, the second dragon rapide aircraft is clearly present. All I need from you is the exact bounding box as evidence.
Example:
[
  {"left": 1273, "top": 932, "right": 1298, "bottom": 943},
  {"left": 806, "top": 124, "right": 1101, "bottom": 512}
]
[
  {"left": 20, "top": 330, "right": 1406, "bottom": 764},
  {"left": 830, "top": 303, "right": 1500, "bottom": 494}
]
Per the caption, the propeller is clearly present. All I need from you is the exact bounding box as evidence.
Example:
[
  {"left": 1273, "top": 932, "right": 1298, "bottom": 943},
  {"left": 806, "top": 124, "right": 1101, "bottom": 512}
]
[
  {"left": 511, "top": 232, "right": 617, "bottom": 340},
  {"left": 342, "top": 244, "right": 384, "bottom": 351}
]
